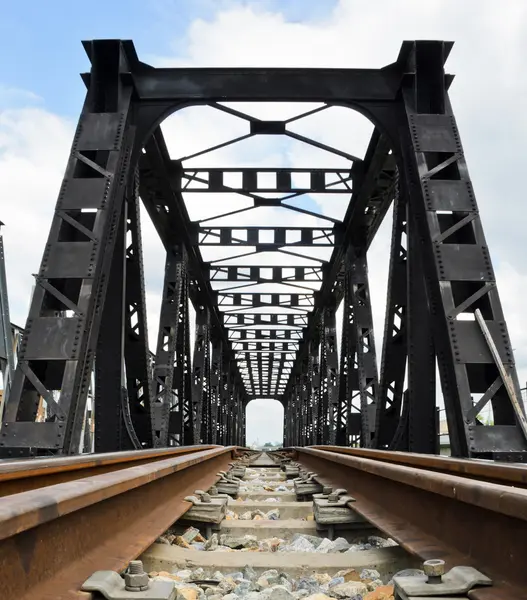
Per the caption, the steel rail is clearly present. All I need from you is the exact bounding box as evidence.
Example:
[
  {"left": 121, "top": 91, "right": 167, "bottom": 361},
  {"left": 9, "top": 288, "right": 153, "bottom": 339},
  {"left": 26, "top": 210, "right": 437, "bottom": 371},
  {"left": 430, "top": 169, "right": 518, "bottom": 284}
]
[
  {"left": 0, "top": 445, "right": 222, "bottom": 497},
  {"left": 0, "top": 446, "right": 235, "bottom": 600},
  {"left": 294, "top": 446, "right": 527, "bottom": 600},
  {"left": 308, "top": 445, "right": 527, "bottom": 488}
]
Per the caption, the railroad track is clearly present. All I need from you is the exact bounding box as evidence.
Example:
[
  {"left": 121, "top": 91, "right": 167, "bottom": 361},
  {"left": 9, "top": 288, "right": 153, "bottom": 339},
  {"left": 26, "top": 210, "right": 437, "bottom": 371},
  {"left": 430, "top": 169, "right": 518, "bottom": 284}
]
[
  {"left": 286, "top": 446, "right": 527, "bottom": 600},
  {"left": 0, "top": 446, "right": 242, "bottom": 600},
  {"left": 0, "top": 447, "right": 525, "bottom": 599}
]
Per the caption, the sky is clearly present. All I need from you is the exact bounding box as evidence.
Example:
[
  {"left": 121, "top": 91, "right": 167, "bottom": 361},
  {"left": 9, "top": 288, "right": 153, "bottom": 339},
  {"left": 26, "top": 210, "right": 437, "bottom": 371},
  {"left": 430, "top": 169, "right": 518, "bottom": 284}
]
[{"left": 1, "top": 0, "right": 527, "bottom": 446}]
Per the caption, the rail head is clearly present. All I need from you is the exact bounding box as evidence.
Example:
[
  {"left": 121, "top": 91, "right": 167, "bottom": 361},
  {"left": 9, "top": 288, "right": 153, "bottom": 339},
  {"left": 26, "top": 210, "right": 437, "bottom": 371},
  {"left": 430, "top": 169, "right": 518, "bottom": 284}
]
[
  {"left": 293, "top": 446, "right": 527, "bottom": 599},
  {"left": 0, "top": 446, "right": 236, "bottom": 542}
]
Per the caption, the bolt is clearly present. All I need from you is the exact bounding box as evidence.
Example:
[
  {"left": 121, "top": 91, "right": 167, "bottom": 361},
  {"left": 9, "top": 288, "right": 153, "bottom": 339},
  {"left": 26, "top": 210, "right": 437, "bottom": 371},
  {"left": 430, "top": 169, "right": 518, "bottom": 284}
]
[
  {"left": 129, "top": 561, "right": 143, "bottom": 574},
  {"left": 125, "top": 560, "right": 149, "bottom": 592},
  {"left": 423, "top": 559, "right": 445, "bottom": 584},
  {"left": 327, "top": 492, "right": 339, "bottom": 503}
]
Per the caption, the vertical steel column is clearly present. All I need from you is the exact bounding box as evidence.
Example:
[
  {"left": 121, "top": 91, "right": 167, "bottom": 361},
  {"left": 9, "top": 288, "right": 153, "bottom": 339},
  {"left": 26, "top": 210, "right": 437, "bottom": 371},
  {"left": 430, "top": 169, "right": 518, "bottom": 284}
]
[
  {"left": 347, "top": 246, "right": 380, "bottom": 448},
  {"left": 151, "top": 247, "right": 188, "bottom": 447},
  {"left": 225, "top": 375, "right": 235, "bottom": 446},
  {"left": 210, "top": 338, "right": 222, "bottom": 445},
  {"left": 311, "top": 337, "right": 322, "bottom": 444},
  {"left": 400, "top": 40, "right": 527, "bottom": 459},
  {"left": 284, "top": 397, "right": 292, "bottom": 447},
  {"left": 300, "top": 356, "right": 310, "bottom": 445},
  {"left": 293, "top": 377, "right": 302, "bottom": 446},
  {"left": 219, "top": 357, "right": 231, "bottom": 445},
  {"left": 1, "top": 40, "right": 136, "bottom": 456},
  {"left": 374, "top": 183, "right": 409, "bottom": 450},
  {"left": 406, "top": 183, "right": 437, "bottom": 453},
  {"left": 336, "top": 269, "right": 358, "bottom": 446},
  {"left": 304, "top": 343, "right": 315, "bottom": 445},
  {"left": 192, "top": 305, "right": 211, "bottom": 444},
  {"left": 240, "top": 400, "right": 247, "bottom": 447},
  {"left": 0, "top": 224, "right": 14, "bottom": 418},
  {"left": 319, "top": 304, "right": 338, "bottom": 444},
  {"left": 179, "top": 292, "right": 193, "bottom": 446},
  {"left": 123, "top": 172, "right": 154, "bottom": 448},
  {"left": 94, "top": 201, "right": 134, "bottom": 452}
]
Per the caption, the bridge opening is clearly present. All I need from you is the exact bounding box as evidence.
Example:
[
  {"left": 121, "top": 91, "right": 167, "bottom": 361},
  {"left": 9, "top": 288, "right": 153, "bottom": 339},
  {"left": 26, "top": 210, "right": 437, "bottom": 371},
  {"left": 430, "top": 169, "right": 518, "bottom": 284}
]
[{"left": 245, "top": 398, "right": 284, "bottom": 449}]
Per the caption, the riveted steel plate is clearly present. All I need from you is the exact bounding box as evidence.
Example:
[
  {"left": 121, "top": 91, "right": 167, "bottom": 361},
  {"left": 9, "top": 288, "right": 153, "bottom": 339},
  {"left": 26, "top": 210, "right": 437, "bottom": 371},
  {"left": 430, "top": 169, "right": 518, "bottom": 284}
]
[
  {"left": 409, "top": 114, "right": 461, "bottom": 153},
  {"left": 423, "top": 180, "right": 477, "bottom": 212},
  {"left": 0, "top": 422, "right": 65, "bottom": 449},
  {"left": 58, "top": 178, "right": 110, "bottom": 210},
  {"left": 468, "top": 425, "right": 527, "bottom": 453},
  {"left": 77, "top": 113, "right": 125, "bottom": 151},
  {"left": 434, "top": 244, "right": 493, "bottom": 281},
  {"left": 448, "top": 320, "right": 512, "bottom": 365},
  {"left": 23, "top": 317, "right": 81, "bottom": 360},
  {"left": 41, "top": 242, "right": 95, "bottom": 278}
]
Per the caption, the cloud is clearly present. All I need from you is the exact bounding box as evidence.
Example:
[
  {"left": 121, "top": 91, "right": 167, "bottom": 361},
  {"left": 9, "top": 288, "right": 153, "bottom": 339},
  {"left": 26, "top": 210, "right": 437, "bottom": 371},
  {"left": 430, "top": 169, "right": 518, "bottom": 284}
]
[
  {"left": 0, "top": 86, "right": 42, "bottom": 109},
  {"left": 0, "top": 107, "right": 74, "bottom": 325}
]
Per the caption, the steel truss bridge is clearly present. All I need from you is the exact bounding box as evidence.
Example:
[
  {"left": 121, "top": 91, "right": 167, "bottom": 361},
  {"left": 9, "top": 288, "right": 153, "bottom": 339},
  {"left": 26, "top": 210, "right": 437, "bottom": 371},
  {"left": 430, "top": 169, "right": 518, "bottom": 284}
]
[{"left": 1, "top": 39, "right": 526, "bottom": 461}]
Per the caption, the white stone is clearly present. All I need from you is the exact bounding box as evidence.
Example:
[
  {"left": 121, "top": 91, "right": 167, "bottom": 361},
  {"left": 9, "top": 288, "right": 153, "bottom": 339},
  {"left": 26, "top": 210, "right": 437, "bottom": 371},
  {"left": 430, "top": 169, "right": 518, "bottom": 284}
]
[{"left": 327, "top": 582, "right": 368, "bottom": 598}]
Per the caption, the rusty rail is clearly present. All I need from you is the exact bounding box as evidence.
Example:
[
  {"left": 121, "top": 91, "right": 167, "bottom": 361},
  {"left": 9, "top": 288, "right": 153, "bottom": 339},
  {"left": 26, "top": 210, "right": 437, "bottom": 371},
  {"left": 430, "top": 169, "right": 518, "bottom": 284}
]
[
  {"left": 293, "top": 446, "right": 527, "bottom": 600},
  {"left": 309, "top": 445, "right": 527, "bottom": 487},
  {"left": 0, "top": 445, "right": 222, "bottom": 497},
  {"left": 0, "top": 446, "right": 236, "bottom": 600}
]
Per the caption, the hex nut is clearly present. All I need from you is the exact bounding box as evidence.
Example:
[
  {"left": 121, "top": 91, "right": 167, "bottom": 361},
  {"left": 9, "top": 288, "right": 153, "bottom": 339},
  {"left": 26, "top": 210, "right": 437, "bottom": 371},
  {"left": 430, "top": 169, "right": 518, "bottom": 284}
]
[
  {"left": 423, "top": 559, "right": 445, "bottom": 580},
  {"left": 125, "top": 571, "right": 149, "bottom": 591}
]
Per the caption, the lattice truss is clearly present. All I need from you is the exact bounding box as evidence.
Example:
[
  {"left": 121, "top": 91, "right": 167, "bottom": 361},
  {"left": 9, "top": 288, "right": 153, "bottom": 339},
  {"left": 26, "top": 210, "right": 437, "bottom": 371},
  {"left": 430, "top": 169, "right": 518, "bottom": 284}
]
[
  {"left": 1, "top": 39, "right": 526, "bottom": 461},
  {"left": 178, "top": 102, "right": 365, "bottom": 401}
]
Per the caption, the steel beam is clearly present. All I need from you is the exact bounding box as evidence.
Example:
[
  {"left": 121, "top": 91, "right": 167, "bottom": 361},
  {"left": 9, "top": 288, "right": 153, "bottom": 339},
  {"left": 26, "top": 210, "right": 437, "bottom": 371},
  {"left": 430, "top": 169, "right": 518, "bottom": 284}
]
[
  {"left": 374, "top": 182, "right": 409, "bottom": 450},
  {"left": 123, "top": 175, "right": 154, "bottom": 448},
  {"left": 192, "top": 306, "right": 211, "bottom": 444},
  {"left": 126, "top": 65, "right": 405, "bottom": 102}
]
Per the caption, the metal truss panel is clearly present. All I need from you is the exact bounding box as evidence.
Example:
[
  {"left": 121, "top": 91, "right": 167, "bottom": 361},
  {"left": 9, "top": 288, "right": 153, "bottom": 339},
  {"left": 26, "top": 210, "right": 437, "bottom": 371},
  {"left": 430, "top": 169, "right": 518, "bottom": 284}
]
[
  {"left": 211, "top": 266, "right": 323, "bottom": 283},
  {"left": 180, "top": 168, "right": 352, "bottom": 194},
  {"left": 400, "top": 40, "right": 527, "bottom": 459},
  {"left": 1, "top": 40, "right": 137, "bottom": 456},
  {"left": 199, "top": 227, "right": 335, "bottom": 247}
]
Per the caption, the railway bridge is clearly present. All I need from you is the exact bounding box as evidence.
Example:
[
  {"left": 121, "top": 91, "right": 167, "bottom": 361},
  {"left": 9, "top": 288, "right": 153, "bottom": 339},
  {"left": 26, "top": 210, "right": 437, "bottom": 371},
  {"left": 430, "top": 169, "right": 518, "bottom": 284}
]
[
  {"left": 2, "top": 38, "right": 525, "bottom": 460},
  {"left": 0, "top": 37, "right": 527, "bottom": 600}
]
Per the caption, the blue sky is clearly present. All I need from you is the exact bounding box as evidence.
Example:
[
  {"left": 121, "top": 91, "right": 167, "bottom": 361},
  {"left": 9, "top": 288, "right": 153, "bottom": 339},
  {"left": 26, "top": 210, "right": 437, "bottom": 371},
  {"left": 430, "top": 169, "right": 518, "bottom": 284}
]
[{"left": 0, "top": 0, "right": 338, "bottom": 116}]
